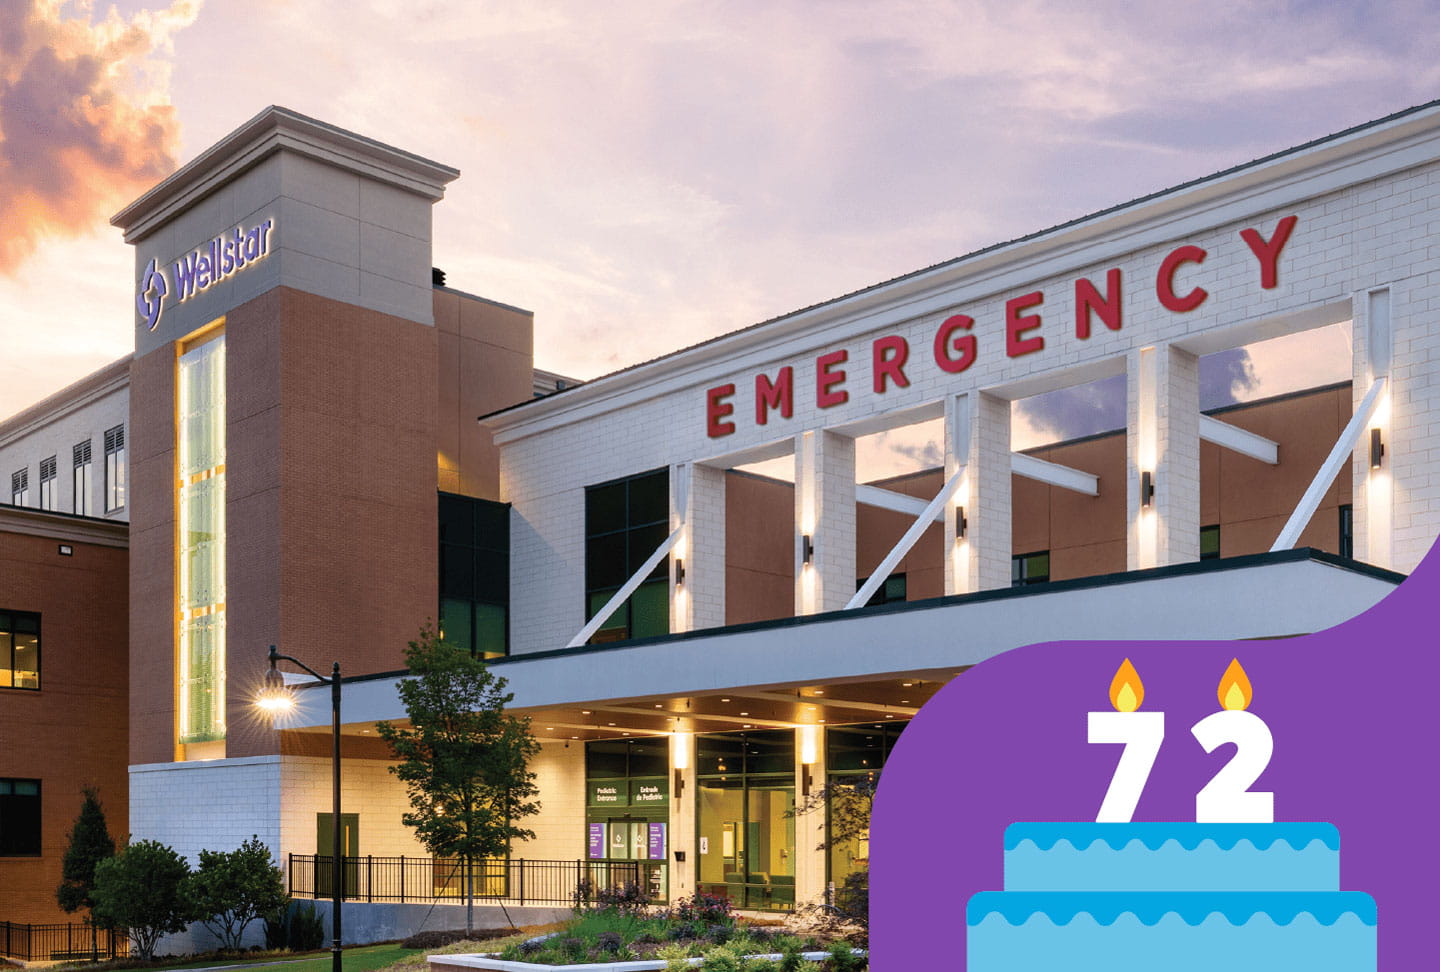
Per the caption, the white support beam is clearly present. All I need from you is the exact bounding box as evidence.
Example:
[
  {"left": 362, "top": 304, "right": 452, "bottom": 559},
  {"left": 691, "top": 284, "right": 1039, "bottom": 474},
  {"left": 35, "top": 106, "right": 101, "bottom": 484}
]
[
  {"left": 1011, "top": 452, "right": 1100, "bottom": 496},
  {"left": 566, "top": 525, "right": 684, "bottom": 648},
  {"left": 1199, "top": 414, "right": 1279, "bottom": 464},
  {"left": 846, "top": 467, "right": 964, "bottom": 610},
  {"left": 1271, "top": 377, "right": 1387, "bottom": 552},
  {"left": 856, "top": 484, "right": 943, "bottom": 522}
]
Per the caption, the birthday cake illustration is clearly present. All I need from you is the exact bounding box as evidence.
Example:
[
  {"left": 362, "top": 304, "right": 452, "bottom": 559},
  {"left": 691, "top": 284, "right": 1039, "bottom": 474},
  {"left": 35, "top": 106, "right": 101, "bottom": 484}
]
[{"left": 965, "top": 661, "right": 1377, "bottom": 971}]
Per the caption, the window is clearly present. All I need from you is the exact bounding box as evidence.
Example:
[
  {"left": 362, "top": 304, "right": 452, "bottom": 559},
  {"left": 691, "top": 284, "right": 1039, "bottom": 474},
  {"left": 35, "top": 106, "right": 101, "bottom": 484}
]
[
  {"left": 856, "top": 573, "right": 906, "bottom": 607},
  {"left": 9, "top": 469, "right": 27, "bottom": 507},
  {"left": 1011, "top": 551, "right": 1051, "bottom": 587},
  {"left": 0, "top": 779, "right": 40, "bottom": 856},
  {"left": 0, "top": 611, "right": 40, "bottom": 690},
  {"left": 104, "top": 424, "right": 126, "bottom": 512},
  {"left": 38, "top": 456, "right": 56, "bottom": 511},
  {"left": 696, "top": 730, "right": 795, "bottom": 910},
  {"left": 438, "top": 492, "right": 510, "bottom": 659},
  {"left": 825, "top": 722, "right": 908, "bottom": 886},
  {"left": 584, "top": 469, "right": 670, "bottom": 643},
  {"left": 1200, "top": 525, "right": 1221, "bottom": 560},
  {"left": 1339, "top": 504, "right": 1354, "bottom": 559},
  {"left": 72, "top": 440, "right": 92, "bottom": 516}
]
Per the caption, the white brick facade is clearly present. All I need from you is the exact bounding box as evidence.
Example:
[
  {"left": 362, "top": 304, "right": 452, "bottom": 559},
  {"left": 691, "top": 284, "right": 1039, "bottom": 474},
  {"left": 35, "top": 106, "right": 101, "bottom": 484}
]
[{"left": 494, "top": 108, "right": 1440, "bottom": 655}]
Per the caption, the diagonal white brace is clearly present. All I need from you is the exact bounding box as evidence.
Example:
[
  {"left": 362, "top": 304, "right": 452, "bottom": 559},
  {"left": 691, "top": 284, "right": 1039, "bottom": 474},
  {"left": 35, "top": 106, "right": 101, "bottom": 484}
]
[
  {"left": 566, "top": 524, "right": 685, "bottom": 648},
  {"left": 1011, "top": 452, "right": 1099, "bottom": 496},
  {"left": 1199, "top": 414, "right": 1279, "bottom": 464},
  {"left": 1270, "top": 377, "right": 1387, "bottom": 552},
  {"left": 846, "top": 465, "right": 965, "bottom": 610},
  {"left": 856, "top": 484, "right": 943, "bottom": 521}
]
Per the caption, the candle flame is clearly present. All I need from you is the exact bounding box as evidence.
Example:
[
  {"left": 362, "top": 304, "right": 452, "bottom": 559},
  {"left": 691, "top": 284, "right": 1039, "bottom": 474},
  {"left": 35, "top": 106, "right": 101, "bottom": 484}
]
[
  {"left": 1108, "top": 658, "right": 1144, "bottom": 712},
  {"left": 1217, "top": 658, "right": 1253, "bottom": 711}
]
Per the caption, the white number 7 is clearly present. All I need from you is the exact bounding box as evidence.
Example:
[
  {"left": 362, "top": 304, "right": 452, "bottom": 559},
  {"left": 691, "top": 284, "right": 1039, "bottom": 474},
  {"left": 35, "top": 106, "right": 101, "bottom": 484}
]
[{"left": 1088, "top": 711, "right": 1165, "bottom": 823}]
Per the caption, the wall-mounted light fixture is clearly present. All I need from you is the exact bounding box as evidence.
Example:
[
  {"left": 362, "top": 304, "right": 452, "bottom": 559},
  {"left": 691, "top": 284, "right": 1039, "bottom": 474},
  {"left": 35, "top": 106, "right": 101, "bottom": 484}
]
[
  {"left": 802, "top": 534, "right": 814, "bottom": 565},
  {"left": 800, "top": 725, "right": 819, "bottom": 796},
  {"left": 1140, "top": 471, "right": 1155, "bottom": 508},
  {"left": 1370, "top": 428, "right": 1385, "bottom": 469},
  {"left": 675, "top": 558, "right": 685, "bottom": 586},
  {"left": 954, "top": 506, "right": 968, "bottom": 540},
  {"left": 57, "top": 544, "right": 73, "bottom": 557},
  {"left": 672, "top": 732, "right": 689, "bottom": 800}
]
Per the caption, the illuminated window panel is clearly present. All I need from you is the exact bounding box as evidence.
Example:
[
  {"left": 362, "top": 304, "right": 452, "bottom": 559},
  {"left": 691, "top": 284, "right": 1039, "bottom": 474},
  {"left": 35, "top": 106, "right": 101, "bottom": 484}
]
[{"left": 177, "top": 330, "right": 227, "bottom": 746}]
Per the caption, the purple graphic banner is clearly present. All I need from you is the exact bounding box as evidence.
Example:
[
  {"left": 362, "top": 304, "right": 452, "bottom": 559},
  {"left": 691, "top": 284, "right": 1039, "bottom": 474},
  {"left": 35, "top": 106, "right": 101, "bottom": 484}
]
[
  {"left": 872, "top": 542, "right": 1440, "bottom": 968},
  {"left": 588, "top": 823, "right": 604, "bottom": 860},
  {"left": 649, "top": 822, "right": 667, "bottom": 860}
]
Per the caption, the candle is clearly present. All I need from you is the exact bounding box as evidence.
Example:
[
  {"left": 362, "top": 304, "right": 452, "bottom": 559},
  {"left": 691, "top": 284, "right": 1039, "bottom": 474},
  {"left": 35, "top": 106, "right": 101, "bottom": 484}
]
[
  {"left": 1191, "top": 658, "right": 1274, "bottom": 823},
  {"left": 1088, "top": 658, "right": 1164, "bottom": 823}
]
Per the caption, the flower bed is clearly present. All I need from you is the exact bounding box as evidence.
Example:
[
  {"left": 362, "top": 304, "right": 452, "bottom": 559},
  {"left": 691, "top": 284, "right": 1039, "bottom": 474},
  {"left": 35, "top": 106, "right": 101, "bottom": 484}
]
[{"left": 426, "top": 892, "right": 866, "bottom": 971}]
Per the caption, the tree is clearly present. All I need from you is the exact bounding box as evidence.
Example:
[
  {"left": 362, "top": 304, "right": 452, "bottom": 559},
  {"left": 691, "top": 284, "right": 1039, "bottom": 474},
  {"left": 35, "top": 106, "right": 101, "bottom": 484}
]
[
  {"left": 790, "top": 777, "right": 876, "bottom": 926},
  {"left": 56, "top": 786, "right": 117, "bottom": 959},
  {"left": 188, "top": 836, "right": 289, "bottom": 951},
  {"left": 92, "top": 840, "right": 194, "bottom": 961},
  {"left": 376, "top": 626, "right": 541, "bottom": 934}
]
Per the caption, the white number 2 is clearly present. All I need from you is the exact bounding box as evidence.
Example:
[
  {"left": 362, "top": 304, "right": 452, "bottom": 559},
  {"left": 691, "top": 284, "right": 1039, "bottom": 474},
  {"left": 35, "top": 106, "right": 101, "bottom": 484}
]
[{"left": 1191, "top": 710, "right": 1274, "bottom": 823}]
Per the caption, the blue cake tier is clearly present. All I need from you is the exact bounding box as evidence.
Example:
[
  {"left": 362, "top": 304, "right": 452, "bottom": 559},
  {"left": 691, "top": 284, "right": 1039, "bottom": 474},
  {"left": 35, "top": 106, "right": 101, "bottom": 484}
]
[
  {"left": 1004, "top": 823, "right": 1340, "bottom": 891},
  {"left": 967, "top": 892, "right": 1377, "bottom": 972}
]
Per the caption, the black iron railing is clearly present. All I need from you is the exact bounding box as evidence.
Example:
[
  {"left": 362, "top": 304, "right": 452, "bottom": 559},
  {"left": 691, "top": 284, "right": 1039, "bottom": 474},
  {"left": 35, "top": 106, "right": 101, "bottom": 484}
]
[
  {"left": 0, "top": 921, "right": 129, "bottom": 962},
  {"left": 287, "top": 855, "right": 668, "bottom": 906}
]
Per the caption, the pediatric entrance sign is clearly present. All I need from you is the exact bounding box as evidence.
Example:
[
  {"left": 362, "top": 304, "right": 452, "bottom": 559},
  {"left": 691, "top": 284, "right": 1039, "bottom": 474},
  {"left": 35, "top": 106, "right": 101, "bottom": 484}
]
[{"left": 870, "top": 545, "right": 1440, "bottom": 969}]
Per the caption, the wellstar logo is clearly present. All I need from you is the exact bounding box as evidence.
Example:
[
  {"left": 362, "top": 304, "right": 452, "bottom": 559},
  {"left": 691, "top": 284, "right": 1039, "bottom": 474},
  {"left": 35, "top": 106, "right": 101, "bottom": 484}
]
[{"left": 135, "top": 218, "right": 275, "bottom": 330}]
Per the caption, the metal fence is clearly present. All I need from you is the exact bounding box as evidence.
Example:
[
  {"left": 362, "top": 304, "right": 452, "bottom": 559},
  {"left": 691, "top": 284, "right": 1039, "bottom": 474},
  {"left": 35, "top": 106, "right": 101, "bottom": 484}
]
[
  {"left": 0, "top": 921, "right": 129, "bottom": 962},
  {"left": 288, "top": 855, "right": 668, "bottom": 906}
]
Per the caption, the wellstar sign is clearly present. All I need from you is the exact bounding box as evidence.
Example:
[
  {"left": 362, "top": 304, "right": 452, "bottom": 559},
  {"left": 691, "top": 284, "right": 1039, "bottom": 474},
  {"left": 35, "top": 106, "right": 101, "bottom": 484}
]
[{"left": 136, "top": 219, "right": 275, "bottom": 330}]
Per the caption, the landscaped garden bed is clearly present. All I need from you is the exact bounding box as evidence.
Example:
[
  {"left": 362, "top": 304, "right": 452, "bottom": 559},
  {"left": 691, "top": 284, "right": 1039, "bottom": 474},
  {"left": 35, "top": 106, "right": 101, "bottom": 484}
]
[{"left": 426, "top": 891, "right": 866, "bottom": 971}]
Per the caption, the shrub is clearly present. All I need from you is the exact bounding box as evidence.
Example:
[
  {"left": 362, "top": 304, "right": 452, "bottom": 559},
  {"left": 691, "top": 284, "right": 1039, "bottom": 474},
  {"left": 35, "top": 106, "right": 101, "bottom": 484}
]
[
  {"left": 573, "top": 877, "right": 651, "bottom": 914},
  {"left": 668, "top": 891, "right": 733, "bottom": 925},
  {"left": 264, "top": 899, "right": 327, "bottom": 951},
  {"left": 91, "top": 840, "right": 194, "bottom": 961},
  {"left": 188, "top": 836, "right": 289, "bottom": 951},
  {"left": 700, "top": 944, "right": 743, "bottom": 972},
  {"left": 706, "top": 923, "right": 733, "bottom": 945},
  {"left": 831, "top": 870, "right": 869, "bottom": 927},
  {"left": 826, "top": 940, "right": 862, "bottom": 972},
  {"left": 596, "top": 931, "right": 623, "bottom": 953}
]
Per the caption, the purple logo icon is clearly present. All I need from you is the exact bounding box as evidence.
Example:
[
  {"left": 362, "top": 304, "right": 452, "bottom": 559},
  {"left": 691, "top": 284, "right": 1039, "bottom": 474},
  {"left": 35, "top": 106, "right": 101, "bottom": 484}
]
[{"left": 136, "top": 258, "right": 168, "bottom": 331}]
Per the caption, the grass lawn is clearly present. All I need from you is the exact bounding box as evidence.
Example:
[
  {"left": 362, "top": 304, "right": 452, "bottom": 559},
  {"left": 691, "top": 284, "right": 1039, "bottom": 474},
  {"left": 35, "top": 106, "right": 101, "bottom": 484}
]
[{"left": 61, "top": 943, "right": 425, "bottom": 972}]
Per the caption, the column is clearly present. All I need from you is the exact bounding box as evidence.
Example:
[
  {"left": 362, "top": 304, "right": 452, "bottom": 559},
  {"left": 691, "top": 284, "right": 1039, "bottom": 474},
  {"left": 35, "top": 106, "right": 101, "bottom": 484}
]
[
  {"left": 669, "top": 731, "right": 697, "bottom": 900},
  {"left": 945, "top": 392, "right": 1011, "bottom": 594},
  {"left": 1127, "top": 344, "right": 1200, "bottom": 570},
  {"left": 794, "top": 726, "right": 828, "bottom": 907},
  {"left": 1353, "top": 287, "right": 1394, "bottom": 570},
  {"left": 672, "top": 462, "right": 726, "bottom": 633},
  {"left": 794, "top": 429, "right": 856, "bottom": 614}
]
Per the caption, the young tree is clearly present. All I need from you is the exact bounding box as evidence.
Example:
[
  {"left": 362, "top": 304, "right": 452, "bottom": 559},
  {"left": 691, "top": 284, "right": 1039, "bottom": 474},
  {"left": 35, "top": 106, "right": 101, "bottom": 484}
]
[
  {"left": 56, "top": 786, "right": 117, "bottom": 959},
  {"left": 376, "top": 626, "right": 541, "bottom": 934},
  {"left": 91, "top": 840, "right": 195, "bottom": 961},
  {"left": 188, "top": 836, "right": 289, "bottom": 951}
]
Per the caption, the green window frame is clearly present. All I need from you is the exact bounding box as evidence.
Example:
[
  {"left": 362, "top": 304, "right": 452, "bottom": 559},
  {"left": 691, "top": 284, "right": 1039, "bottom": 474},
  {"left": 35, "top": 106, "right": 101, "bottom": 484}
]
[
  {"left": 1200, "top": 524, "right": 1221, "bottom": 560},
  {"left": 0, "top": 778, "right": 41, "bottom": 856},
  {"left": 439, "top": 492, "right": 510, "bottom": 659},
  {"left": 1011, "top": 551, "right": 1050, "bottom": 587},
  {"left": 584, "top": 469, "right": 670, "bottom": 643}
]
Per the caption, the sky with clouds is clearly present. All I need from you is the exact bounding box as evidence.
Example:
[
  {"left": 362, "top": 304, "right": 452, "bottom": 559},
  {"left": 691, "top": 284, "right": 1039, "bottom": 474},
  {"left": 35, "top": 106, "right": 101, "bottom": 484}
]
[{"left": 2, "top": 1, "right": 1437, "bottom": 470}]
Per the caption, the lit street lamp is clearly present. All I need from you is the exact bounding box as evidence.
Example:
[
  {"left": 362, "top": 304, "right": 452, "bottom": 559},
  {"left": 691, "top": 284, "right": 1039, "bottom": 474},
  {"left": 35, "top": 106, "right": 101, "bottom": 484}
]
[{"left": 258, "top": 646, "right": 344, "bottom": 972}]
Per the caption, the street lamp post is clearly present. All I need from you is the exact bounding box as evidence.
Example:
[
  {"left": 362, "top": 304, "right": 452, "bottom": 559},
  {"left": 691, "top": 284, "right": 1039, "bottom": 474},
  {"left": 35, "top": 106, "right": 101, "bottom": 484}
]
[{"left": 260, "top": 645, "right": 343, "bottom": 972}]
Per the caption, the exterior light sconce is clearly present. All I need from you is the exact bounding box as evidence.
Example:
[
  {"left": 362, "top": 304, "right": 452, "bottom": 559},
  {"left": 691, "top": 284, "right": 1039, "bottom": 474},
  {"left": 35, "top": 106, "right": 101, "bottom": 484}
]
[
  {"left": 800, "top": 725, "right": 819, "bottom": 796},
  {"left": 802, "top": 534, "right": 814, "bottom": 565},
  {"left": 954, "top": 506, "right": 968, "bottom": 540},
  {"left": 57, "top": 544, "right": 73, "bottom": 556},
  {"left": 1141, "top": 471, "right": 1155, "bottom": 508},
  {"left": 1370, "top": 428, "right": 1385, "bottom": 469},
  {"left": 675, "top": 558, "right": 685, "bottom": 586},
  {"left": 672, "top": 731, "right": 689, "bottom": 800}
]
